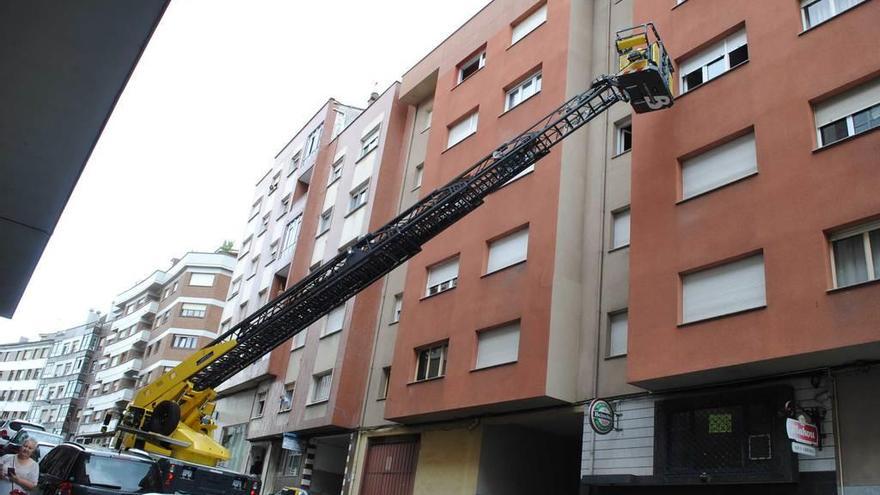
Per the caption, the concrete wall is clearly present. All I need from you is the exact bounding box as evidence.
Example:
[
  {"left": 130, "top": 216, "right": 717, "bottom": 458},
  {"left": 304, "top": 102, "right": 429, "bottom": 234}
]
[{"left": 836, "top": 366, "right": 880, "bottom": 494}]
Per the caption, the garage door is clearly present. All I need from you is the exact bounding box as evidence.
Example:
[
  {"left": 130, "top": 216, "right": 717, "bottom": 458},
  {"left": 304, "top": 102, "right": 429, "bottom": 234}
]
[{"left": 359, "top": 436, "right": 419, "bottom": 495}]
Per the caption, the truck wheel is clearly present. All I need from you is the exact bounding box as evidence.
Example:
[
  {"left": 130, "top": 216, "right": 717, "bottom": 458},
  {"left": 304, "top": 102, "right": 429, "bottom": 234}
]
[{"left": 147, "top": 400, "right": 181, "bottom": 436}]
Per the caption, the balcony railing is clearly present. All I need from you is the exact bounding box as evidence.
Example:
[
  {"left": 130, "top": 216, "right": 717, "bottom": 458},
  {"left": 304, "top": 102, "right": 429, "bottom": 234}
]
[
  {"left": 95, "top": 358, "right": 142, "bottom": 383},
  {"left": 104, "top": 330, "right": 149, "bottom": 357},
  {"left": 86, "top": 388, "right": 133, "bottom": 410}
]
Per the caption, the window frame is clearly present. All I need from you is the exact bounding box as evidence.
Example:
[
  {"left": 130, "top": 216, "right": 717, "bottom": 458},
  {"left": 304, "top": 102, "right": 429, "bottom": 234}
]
[
  {"left": 252, "top": 392, "right": 267, "bottom": 418},
  {"left": 611, "top": 207, "right": 631, "bottom": 250},
  {"left": 475, "top": 321, "right": 521, "bottom": 370},
  {"left": 279, "top": 383, "right": 295, "bottom": 412},
  {"left": 817, "top": 102, "right": 880, "bottom": 147},
  {"left": 607, "top": 310, "right": 629, "bottom": 358},
  {"left": 447, "top": 110, "right": 479, "bottom": 149},
  {"left": 679, "top": 29, "right": 749, "bottom": 94},
  {"left": 504, "top": 71, "right": 542, "bottom": 112},
  {"left": 829, "top": 220, "right": 880, "bottom": 289},
  {"left": 615, "top": 119, "right": 632, "bottom": 155},
  {"left": 179, "top": 303, "right": 207, "bottom": 319},
  {"left": 317, "top": 208, "right": 333, "bottom": 236},
  {"left": 414, "top": 342, "right": 448, "bottom": 382},
  {"left": 360, "top": 128, "right": 380, "bottom": 158},
  {"left": 486, "top": 227, "right": 529, "bottom": 275},
  {"left": 680, "top": 253, "right": 767, "bottom": 325},
  {"left": 309, "top": 371, "right": 333, "bottom": 404},
  {"left": 348, "top": 182, "right": 369, "bottom": 213},
  {"left": 510, "top": 3, "right": 548, "bottom": 46},
  {"left": 457, "top": 51, "right": 486, "bottom": 84},
  {"left": 391, "top": 294, "right": 403, "bottom": 323},
  {"left": 801, "top": 0, "right": 865, "bottom": 30},
  {"left": 328, "top": 159, "right": 344, "bottom": 185},
  {"left": 425, "top": 257, "right": 459, "bottom": 297}
]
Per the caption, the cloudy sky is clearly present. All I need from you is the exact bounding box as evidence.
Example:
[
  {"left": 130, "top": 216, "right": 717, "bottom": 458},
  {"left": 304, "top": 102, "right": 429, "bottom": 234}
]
[{"left": 0, "top": 0, "right": 489, "bottom": 344}]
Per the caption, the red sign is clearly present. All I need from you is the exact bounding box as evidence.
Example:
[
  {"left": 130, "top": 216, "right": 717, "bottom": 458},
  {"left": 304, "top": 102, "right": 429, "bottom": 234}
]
[{"left": 786, "top": 418, "right": 819, "bottom": 447}]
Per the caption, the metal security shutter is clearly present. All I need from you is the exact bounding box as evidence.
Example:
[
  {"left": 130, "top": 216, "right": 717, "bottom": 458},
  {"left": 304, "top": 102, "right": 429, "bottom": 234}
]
[{"left": 360, "top": 436, "right": 419, "bottom": 495}]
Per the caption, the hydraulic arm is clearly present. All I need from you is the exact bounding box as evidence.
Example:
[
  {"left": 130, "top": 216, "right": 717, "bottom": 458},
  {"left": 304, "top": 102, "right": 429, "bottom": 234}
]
[{"left": 117, "top": 23, "right": 675, "bottom": 466}]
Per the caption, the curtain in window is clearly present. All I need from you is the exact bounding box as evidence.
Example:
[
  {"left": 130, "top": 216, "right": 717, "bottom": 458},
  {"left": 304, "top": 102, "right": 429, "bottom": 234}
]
[{"left": 833, "top": 235, "right": 868, "bottom": 286}]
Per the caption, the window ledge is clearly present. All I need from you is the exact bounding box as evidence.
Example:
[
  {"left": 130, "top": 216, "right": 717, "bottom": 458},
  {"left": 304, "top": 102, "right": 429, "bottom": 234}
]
[
  {"left": 671, "top": 0, "right": 687, "bottom": 10},
  {"left": 676, "top": 60, "right": 749, "bottom": 100},
  {"left": 250, "top": 415, "right": 263, "bottom": 420},
  {"left": 315, "top": 229, "right": 329, "bottom": 239},
  {"left": 452, "top": 66, "right": 485, "bottom": 91},
  {"left": 420, "top": 126, "right": 431, "bottom": 134},
  {"left": 442, "top": 132, "right": 476, "bottom": 154},
  {"left": 356, "top": 149, "right": 377, "bottom": 164},
  {"left": 498, "top": 90, "right": 541, "bottom": 118},
  {"left": 389, "top": 320, "right": 400, "bottom": 326},
  {"left": 677, "top": 305, "right": 767, "bottom": 328},
  {"left": 608, "top": 244, "right": 630, "bottom": 254},
  {"left": 238, "top": 252, "right": 251, "bottom": 260},
  {"left": 407, "top": 375, "right": 445, "bottom": 386},
  {"left": 676, "top": 171, "right": 758, "bottom": 205},
  {"left": 306, "top": 399, "right": 329, "bottom": 407},
  {"left": 604, "top": 353, "right": 627, "bottom": 361},
  {"left": 292, "top": 344, "right": 306, "bottom": 351},
  {"left": 376, "top": 397, "right": 387, "bottom": 402},
  {"left": 246, "top": 274, "right": 256, "bottom": 281},
  {"left": 277, "top": 408, "right": 291, "bottom": 414},
  {"left": 611, "top": 149, "right": 631, "bottom": 160},
  {"left": 327, "top": 176, "right": 341, "bottom": 188},
  {"left": 344, "top": 203, "right": 367, "bottom": 219},
  {"left": 481, "top": 260, "right": 527, "bottom": 279},
  {"left": 813, "top": 125, "right": 880, "bottom": 153},
  {"left": 827, "top": 277, "right": 880, "bottom": 294},
  {"left": 799, "top": 1, "right": 872, "bottom": 36},
  {"left": 419, "top": 287, "right": 457, "bottom": 301},
  {"left": 506, "top": 21, "right": 547, "bottom": 50},
  {"left": 470, "top": 360, "right": 517, "bottom": 373},
  {"left": 319, "top": 329, "right": 342, "bottom": 340}
]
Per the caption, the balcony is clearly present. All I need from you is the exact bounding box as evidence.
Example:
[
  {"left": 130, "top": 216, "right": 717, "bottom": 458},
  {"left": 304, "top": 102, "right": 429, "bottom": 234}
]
[
  {"left": 95, "top": 358, "right": 142, "bottom": 383},
  {"left": 76, "top": 419, "right": 117, "bottom": 436},
  {"left": 111, "top": 302, "right": 157, "bottom": 333},
  {"left": 113, "top": 271, "right": 163, "bottom": 307},
  {"left": 104, "top": 330, "right": 149, "bottom": 357},
  {"left": 86, "top": 388, "right": 134, "bottom": 410}
]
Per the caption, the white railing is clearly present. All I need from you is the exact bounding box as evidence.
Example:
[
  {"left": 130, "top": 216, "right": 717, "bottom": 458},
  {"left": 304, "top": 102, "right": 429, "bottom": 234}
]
[
  {"left": 95, "top": 359, "right": 142, "bottom": 383},
  {"left": 111, "top": 302, "right": 158, "bottom": 333},
  {"left": 104, "top": 330, "right": 149, "bottom": 357},
  {"left": 86, "top": 388, "right": 134, "bottom": 410}
]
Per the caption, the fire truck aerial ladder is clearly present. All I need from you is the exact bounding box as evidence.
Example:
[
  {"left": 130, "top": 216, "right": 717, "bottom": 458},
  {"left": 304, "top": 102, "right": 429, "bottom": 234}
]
[{"left": 115, "top": 23, "right": 675, "bottom": 466}]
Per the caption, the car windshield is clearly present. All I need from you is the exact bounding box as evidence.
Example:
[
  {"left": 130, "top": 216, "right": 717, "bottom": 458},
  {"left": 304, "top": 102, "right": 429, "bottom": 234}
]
[
  {"left": 75, "top": 454, "right": 161, "bottom": 493},
  {"left": 13, "top": 430, "right": 62, "bottom": 445},
  {"left": 10, "top": 422, "right": 44, "bottom": 432}
]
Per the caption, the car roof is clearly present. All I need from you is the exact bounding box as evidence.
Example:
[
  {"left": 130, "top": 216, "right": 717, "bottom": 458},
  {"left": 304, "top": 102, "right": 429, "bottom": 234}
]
[
  {"left": 54, "top": 442, "right": 158, "bottom": 463},
  {"left": 9, "top": 420, "right": 44, "bottom": 430}
]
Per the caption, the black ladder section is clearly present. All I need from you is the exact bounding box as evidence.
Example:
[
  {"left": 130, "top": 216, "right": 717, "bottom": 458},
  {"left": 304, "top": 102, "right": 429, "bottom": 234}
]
[{"left": 191, "top": 76, "right": 626, "bottom": 391}]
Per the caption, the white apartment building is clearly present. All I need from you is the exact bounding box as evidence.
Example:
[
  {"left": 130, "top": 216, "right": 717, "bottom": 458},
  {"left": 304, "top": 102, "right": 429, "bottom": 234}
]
[{"left": 0, "top": 338, "right": 53, "bottom": 421}]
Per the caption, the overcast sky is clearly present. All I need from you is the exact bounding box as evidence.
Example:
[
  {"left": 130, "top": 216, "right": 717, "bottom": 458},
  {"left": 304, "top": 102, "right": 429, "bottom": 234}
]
[{"left": 0, "top": 0, "right": 489, "bottom": 344}]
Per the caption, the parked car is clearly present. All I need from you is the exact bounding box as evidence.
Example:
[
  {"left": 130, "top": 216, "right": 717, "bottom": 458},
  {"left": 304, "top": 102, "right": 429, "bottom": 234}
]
[
  {"left": 0, "top": 419, "right": 45, "bottom": 447},
  {"left": 1, "top": 428, "right": 63, "bottom": 458},
  {"left": 150, "top": 453, "right": 261, "bottom": 495},
  {"left": 37, "top": 443, "right": 164, "bottom": 494}
]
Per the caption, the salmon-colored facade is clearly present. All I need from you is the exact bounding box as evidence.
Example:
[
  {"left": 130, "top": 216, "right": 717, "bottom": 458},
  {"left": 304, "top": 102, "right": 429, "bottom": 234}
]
[{"left": 628, "top": 0, "right": 880, "bottom": 389}]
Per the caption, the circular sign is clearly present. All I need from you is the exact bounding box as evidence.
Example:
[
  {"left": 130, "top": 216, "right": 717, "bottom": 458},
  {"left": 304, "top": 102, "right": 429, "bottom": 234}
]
[{"left": 588, "top": 399, "right": 615, "bottom": 435}]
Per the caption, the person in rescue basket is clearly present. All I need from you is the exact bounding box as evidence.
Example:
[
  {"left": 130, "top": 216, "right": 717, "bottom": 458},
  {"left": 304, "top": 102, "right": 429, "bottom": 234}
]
[{"left": 0, "top": 438, "right": 39, "bottom": 495}]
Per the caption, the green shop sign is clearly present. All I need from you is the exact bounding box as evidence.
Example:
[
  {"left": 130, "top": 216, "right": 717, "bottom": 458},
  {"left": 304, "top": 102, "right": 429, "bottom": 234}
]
[{"left": 588, "top": 399, "right": 616, "bottom": 435}]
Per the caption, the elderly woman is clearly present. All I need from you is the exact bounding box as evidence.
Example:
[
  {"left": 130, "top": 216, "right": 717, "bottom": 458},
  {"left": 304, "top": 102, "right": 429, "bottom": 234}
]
[{"left": 0, "top": 438, "right": 39, "bottom": 494}]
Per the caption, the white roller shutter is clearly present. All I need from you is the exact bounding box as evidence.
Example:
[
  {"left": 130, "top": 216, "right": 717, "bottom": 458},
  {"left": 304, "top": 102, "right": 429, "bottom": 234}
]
[
  {"left": 487, "top": 228, "right": 528, "bottom": 273},
  {"left": 511, "top": 4, "right": 547, "bottom": 45},
  {"left": 681, "top": 132, "right": 757, "bottom": 199},
  {"left": 814, "top": 78, "right": 880, "bottom": 127},
  {"left": 476, "top": 322, "right": 520, "bottom": 369},
  {"left": 682, "top": 254, "right": 766, "bottom": 323}
]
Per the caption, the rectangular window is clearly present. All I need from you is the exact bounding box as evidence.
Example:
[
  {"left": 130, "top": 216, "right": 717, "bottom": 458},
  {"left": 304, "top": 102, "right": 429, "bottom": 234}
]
[
  {"left": 329, "top": 159, "right": 344, "bottom": 185},
  {"left": 180, "top": 303, "right": 207, "bottom": 318},
  {"left": 322, "top": 305, "right": 345, "bottom": 337},
  {"left": 414, "top": 163, "right": 424, "bottom": 189},
  {"left": 423, "top": 108, "right": 432, "bottom": 131},
  {"left": 611, "top": 208, "right": 631, "bottom": 250},
  {"left": 288, "top": 151, "right": 302, "bottom": 175},
  {"left": 305, "top": 126, "right": 322, "bottom": 157},
  {"left": 348, "top": 182, "right": 369, "bottom": 213},
  {"left": 269, "top": 172, "right": 281, "bottom": 194},
  {"left": 279, "top": 383, "right": 294, "bottom": 412},
  {"left": 447, "top": 111, "right": 479, "bottom": 149},
  {"left": 283, "top": 215, "right": 302, "bottom": 253},
  {"left": 616, "top": 120, "right": 632, "bottom": 154},
  {"left": 682, "top": 254, "right": 766, "bottom": 324},
  {"left": 475, "top": 321, "right": 520, "bottom": 369},
  {"left": 681, "top": 132, "right": 758, "bottom": 200},
  {"left": 511, "top": 3, "right": 547, "bottom": 45},
  {"left": 292, "top": 329, "right": 307, "bottom": 349},
  {"left": 248, "top": 256, "right": 260, "bottom": 279},
  {"left": 230, "top": 278, "right": 242, "bottom": 298},
  {"left": 415, "top": 343, "right": 448, "bottom": 381},
  {"left": 487, "top": 228, "right": 529, "bottom": 274},
  {"left": 220, "top": 319, "right": 232, "bottom": 333},
  {"left": 505, "top": 71, "right": 542, "bottom": 111},
  {"left": 260, "top": 213, "right": 270, "bottom": 235},
  {"left": 332, "top": 110, "right": 347, "bottom": 139},
  {"left": 830, "top": 220, "right": 880, "bottom": 288},
  {"left": 281, "top": 450, "right": 302, "bottom": 477},
  {"left": 392, "top": 294, "right": 403, "bottom": 323},
  {"left": 608, "top": 311, "right": 628, "bottom": 357},
  {"left": 189, "top": 273, "right": 215, "bottom": 287},
  {"left": 250, "top": 200, "right": 262, "bottom": 220},
  {"left": 318, "top": 208, "right": 333, "bottom": 235},
  {"left": 378, "top": 367, "right": 391, "bottom": 400},
  {"left": 814, "top": 78, "right": 880, "bottom": 147},
  {"left": 172, "top": 335, "right": 198, "bottom": 349},
  {"left": 253, "top": 392, "right": 266, "bottom": 418},
  {"left": 426, "top": 257, "right": 459, "bottom": 296},
  {"left": 680, "top": 29, "right": 748, "bottom": 93},
  {"left": 802, "top": 0, "right": 865, "bottom": 29},
  {"left": 268, "top": 240, "right": 279, "bottom": 263},
  {"left": 458, "top": 51, "right": 486, "bottom": 83},
  {"left": 240, "top": 237, "right": 252, "bottom": 258},
  {"left": 310, "top": 371, "right": 332, "bottom": 403},
  {"left": 360, "top": 128, "right": 380, "bottom": 158}
]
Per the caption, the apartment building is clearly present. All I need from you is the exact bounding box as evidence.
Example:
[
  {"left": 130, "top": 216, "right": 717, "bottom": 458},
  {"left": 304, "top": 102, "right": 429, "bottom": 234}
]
[
  {"left": 581, "top": 1, "right": 880, "bottom": 494},
  {"left": 212, "top": 98, "right": 365, "bottom": 480},
  {"left": 76, "top": 251, "right": 234, "bottom": 445},
  {"left": 28, "top": 311, "right": 104, "bottom": 438},
  {"left": 0, "top": 338, "right": 52, "bottom": 422}
]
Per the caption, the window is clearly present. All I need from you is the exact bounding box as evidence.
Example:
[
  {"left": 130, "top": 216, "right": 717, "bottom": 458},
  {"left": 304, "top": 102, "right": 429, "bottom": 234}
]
[
  {"left": 332, "top": 110, "right": 347, "bottom": 139},
  {"left": 348, "top": 182, "right": 369, "bottom": 213},
  {"left": 292, "top": 329, "right": 307, "bottom": 349},
  {"left": 240, "top": 237, "right": 252, "bottom": 258},
  {"left": 680, "top": 29, "right": 748, "bottom": 93},
  {"left": 830, "top": 220, "right": 880, "bottom": 288},
  {"left": 391, "top": 294, "right": 403, "bottom": 323},
  {"left": 486, "top": 228, "right": 529, "bottom": 274},
  {"left": 269, "top": 172, "right": 281, "bottom": 194},
  {"left": 378, "top": 367, "right": 391, "bottom": 400},
  {"left": 476, "top": 321, "right": 520, "bottom": 369},
  {"left": 608, "top": 311, "right": 628, "bottom": 357},
  {"left": 414, "top": 163, "right": 424, "bottom": 189},
  {"left": 616, "top": 120, "right": 632, "bottom": 154},
  {"left": 250, "top": 200, "right": 262, "bottom": 220},
  {"left": 814, "top": 78, "right": 880, "bottom": 147},
  {"left": 611, "top": 208, "right": 631, "bottom": 249},
  {"left": 189, "top": 273, "right": 215, "bottom": 287},
  {"left": 681, "top": 132, "right": 757, "bottom": 200},
  {"left": 328, "top": 159, "right": 344, "bottom": 185},
  {"left": 511, "top": 3, "right": 547, "bottom": 45},
  {"left": 288, "top": 151, "right": 302, "bottom": 175},
  {"left": 682, "top": 254, "right": 766, "bottom": 324},
  {"left": 802, "top": 0, "right": 865, "bottom": 29},
  {"left": 248, "top": 256, "right": 260, "bottom": 279},
  {"left": 458, "top": 51, "right": 486, "bottom": 83},
  {"left": 423, "top": 108, "right": 432, "bottom": 131},
  {"left": 505, "top": 71, "right": 542, "bottom": 111},
  {"left": 318, "top": 208, "right": 333, "bottom": 235},
  {"left": 230, "top": 278, "right": 242, "bottom": 298},
  {"left": 253, "top": 392, "right": 266, "bottom": 418},
  {"left": 280, "top": 450, "right": 302, "bottom": 477},
  {"left": 310, "top": 371, "right": 332, "bottom": 403},
  {"left": 180, "top": 303, "right": 207, "bottom": 318},
  {"left": 172, "top": 335, "right": 198, "bottom": 349},
  {"left": 426, "top": 257, "right": 459, "bottom": 296},
  {"left": 283, "top": 216, "right": 302, "bottom": 253},
  {"left": 279, "top": 383, "right": 294, "bottom": 412},
  {"left": 259, "top": 213, "right": 270, "bottom": 235},
  {"left": 447, "top": 111, "right": 479, "bottom": 148},
  {"left": 220, "top": 319, "right": 232, "bottom": 333},
  {"left": 322, "top": 305, "right": 345, "bottom": 337},
  {"left": 360, "top": 128, "right": 380, "bottom": 158},
  {"left": 305, "top": 126, "right": 322, "bottom": 157},
  {"left": 415, "top": 343, "right": 448, "bottom": 381}
]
